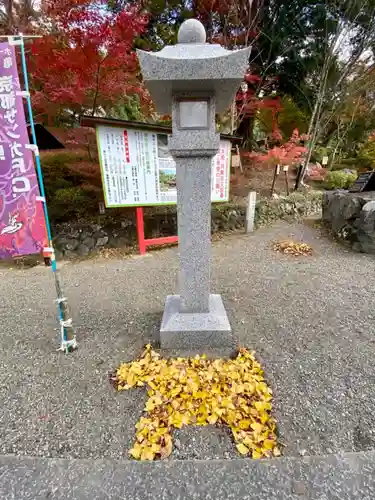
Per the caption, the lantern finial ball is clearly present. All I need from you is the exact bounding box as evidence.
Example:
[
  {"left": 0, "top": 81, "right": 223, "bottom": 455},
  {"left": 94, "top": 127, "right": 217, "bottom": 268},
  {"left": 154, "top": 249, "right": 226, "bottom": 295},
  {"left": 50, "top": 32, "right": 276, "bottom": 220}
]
[{"left": 177, "top": 19, "right": 206, "bottom": 44}]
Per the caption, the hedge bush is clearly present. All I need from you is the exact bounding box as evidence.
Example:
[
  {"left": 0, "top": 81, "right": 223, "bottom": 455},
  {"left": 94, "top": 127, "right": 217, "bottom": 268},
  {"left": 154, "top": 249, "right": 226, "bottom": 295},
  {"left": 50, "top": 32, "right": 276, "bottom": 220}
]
[
  {"left": 330, "top": 157, "right": 371, "bottom": 171},
  {"left": 323, "top": 170, "right": 357, "bottom": 190},
  {"left": 41, "top": 150, "right": 102, "bottom": 222}
]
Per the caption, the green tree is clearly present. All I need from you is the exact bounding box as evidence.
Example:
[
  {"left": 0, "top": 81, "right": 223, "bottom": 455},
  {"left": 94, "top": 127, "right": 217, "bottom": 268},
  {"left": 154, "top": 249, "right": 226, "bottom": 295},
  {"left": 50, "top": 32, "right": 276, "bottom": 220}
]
[
  {"left": 108, "top": 0, "right": 193, "bottom": 49},
  {"left": 113, "top": 0, "right": 375, "bottom": 158},
  {"left": 299, "top": 0, "right": 375, "bottom": 181}
]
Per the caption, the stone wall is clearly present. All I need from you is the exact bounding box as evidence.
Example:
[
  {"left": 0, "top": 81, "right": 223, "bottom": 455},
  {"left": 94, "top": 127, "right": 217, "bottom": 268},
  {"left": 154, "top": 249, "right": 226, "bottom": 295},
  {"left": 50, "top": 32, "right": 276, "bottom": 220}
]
[
  {"left": 53, "top": 191, "right": 322, "bottom": 259},
  {"left": 322, "top": 190, "right": 375, "bottom": 253},
  {"left": 255, "top": 191, "right": 322, "bottom": 226}
]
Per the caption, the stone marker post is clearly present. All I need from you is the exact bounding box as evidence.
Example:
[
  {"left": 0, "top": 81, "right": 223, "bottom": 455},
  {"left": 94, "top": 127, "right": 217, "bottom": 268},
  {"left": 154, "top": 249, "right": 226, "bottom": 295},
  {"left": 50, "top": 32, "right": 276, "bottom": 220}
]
[
  {"left": 137, "top": 19, "right": 250, "bottom": 355},
  {"left": 246, "top": 192, "right": 257, "bottom": 233}
]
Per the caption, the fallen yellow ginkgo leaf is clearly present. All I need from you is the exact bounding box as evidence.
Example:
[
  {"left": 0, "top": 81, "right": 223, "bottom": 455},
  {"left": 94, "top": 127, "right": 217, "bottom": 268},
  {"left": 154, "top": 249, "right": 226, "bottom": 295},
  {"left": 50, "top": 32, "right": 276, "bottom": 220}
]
[
  {"left": 272, "top": 240, "right": 313, "bottom": 256},
  {"left": 112, "top": 345, "right": 280, "bottom": 461}
]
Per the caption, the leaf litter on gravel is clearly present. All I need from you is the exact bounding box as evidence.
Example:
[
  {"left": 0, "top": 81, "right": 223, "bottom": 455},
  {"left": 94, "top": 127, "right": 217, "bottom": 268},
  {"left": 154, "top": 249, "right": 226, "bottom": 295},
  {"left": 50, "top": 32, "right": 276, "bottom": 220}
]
[
  {"left": 111, "top": 345, "right": 280, "bottom": 461},
  {"left": 272, "top": 239, "right": 313, "bottom": 256}
]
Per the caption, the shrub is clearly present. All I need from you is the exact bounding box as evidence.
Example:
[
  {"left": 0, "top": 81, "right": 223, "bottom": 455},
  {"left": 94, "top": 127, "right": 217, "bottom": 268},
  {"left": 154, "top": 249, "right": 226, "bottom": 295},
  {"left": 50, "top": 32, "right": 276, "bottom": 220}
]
[
  {"left": 51, "top": 187, "right": 93, "bottom": 219},
  {"left": 41, "top": 150, "right": 102, "bottom": 222},
  {"left": 323, "top": 170, "right": 357, "bottom": 190},
  {"left": 42, "top": 151, "right": 86, "bottom": 168},
  {"left": 357, "top": 135, "right": 375, "bottom": 169},
  {"left": 307, "top": 164, "right": 327, "bottom": 181},
  {"left": 330, "top": 158, "right": 356, "bottom": 171},
  {"left": 330, "top": 157, "right": 371, "bottom": 171}
]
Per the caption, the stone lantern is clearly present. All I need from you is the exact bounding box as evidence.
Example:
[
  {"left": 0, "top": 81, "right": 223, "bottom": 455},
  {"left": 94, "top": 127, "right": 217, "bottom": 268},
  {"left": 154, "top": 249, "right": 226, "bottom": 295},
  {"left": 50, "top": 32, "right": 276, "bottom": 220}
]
[{"left": 137, "top": 19, "right": 250, "bottom": 355}]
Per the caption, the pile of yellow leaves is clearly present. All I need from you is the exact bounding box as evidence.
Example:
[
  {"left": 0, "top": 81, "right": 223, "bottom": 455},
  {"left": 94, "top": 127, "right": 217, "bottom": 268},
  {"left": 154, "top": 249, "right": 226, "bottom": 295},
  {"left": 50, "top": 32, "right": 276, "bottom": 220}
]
[
  {"left": 113, "top": 345, "right": 280, "bottom": 461},
  {"left": 273, "top": 240, "right": 313, "bottom": 256}
]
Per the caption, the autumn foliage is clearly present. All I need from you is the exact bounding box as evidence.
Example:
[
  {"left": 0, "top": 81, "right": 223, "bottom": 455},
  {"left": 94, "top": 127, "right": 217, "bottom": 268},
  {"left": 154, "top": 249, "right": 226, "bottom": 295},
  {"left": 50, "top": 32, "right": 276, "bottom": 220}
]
[
  {"left": 245, "top": 129, "right": 307, "bottom": 168},
  {"left": 114, "top": 344, "right": 280, "bottom": 461},
  {"left": 28, "top": 0, "right": 148, "bottom": 123}
]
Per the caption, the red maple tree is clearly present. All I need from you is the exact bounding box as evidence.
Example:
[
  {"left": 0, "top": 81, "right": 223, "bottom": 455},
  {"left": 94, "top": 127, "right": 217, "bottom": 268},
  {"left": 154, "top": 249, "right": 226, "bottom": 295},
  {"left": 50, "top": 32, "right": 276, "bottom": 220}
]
[
  {"left": 245, "top": 129, "right": 308, "bottom": 167},
  {"left": 28, "top": 0, "right": 148, "bottom": 124},
  {"left": 193, "top": 0, "right": 283, "bottom": 148},
  {"left": 236, "top": 74, "right": 283, "bottom": 139}
]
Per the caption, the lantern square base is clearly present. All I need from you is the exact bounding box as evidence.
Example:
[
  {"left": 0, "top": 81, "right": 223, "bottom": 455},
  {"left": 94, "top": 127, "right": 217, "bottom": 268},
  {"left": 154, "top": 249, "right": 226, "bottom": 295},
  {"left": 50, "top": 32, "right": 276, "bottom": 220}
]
[{"left": 160, "top": 294, "right": 235, "bottom": 357}]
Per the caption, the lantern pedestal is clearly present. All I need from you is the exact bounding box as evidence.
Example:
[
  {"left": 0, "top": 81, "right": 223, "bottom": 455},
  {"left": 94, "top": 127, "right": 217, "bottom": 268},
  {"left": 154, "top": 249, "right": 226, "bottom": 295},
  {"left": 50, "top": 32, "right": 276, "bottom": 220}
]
[{"left": 160, "top": 294, "right": 234, "bottom": 356}]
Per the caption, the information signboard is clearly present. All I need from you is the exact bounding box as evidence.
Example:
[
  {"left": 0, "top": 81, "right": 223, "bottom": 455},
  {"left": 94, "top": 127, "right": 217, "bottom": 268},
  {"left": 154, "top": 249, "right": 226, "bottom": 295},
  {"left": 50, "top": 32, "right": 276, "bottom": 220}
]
[
  {"left": 349, "top": 170, "right": 375, "bottom": 193},
  {"left": 96, "top": 125, "right": 231, "bottom": 207}
]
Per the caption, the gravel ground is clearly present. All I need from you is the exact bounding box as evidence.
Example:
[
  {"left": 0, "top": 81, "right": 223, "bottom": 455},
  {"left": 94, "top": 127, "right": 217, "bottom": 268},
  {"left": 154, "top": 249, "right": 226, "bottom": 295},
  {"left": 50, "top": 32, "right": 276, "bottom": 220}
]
[{"left": 1, "top": 220, "right": 375, "bottom": 461}]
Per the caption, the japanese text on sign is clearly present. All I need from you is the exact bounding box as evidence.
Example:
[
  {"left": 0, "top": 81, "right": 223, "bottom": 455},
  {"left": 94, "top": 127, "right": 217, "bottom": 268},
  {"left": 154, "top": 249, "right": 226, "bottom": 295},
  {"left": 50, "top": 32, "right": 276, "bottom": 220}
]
[
  {"left": 96, "top": 125, "right": 231, "bottom": 207},
  {"left": 0, "top": 42, "right": 47, "bottom": 259}
]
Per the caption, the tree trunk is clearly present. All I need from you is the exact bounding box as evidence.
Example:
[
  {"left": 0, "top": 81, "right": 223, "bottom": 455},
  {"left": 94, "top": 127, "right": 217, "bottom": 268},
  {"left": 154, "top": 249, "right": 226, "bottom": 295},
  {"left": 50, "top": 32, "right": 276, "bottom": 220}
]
[
  {"left": 236, "top": 115, "right": 255, "bottom": 150},
  {"left": 5, "top": 0, "right": 14, "bottom": 31}
]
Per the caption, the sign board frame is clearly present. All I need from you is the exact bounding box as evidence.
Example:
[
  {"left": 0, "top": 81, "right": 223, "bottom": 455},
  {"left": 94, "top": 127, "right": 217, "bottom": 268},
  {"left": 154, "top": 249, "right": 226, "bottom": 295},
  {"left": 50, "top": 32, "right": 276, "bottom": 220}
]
[
  {"left": 349, "top": 170, "right": 375, "bottom": 193},
  {"left": 96, "top": 125, "right": 231, "bottom": 208},
  {"left": 81, "top": 116, "right": 241, "bottom": 255}
]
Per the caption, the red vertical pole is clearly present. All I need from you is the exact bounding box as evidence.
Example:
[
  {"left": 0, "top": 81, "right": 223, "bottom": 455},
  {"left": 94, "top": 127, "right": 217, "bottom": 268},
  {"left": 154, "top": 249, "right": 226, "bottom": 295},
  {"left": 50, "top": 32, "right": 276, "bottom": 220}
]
[{"left": 136, "top": 207, "right": 146, "bottom": 255}]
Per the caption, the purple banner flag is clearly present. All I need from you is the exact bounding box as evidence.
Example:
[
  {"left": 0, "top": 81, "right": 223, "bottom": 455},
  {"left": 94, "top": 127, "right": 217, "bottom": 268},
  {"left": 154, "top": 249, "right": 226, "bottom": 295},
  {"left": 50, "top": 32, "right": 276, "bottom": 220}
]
[{"left": 0, "top": 42, "right": 47, "bottom": 259}]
